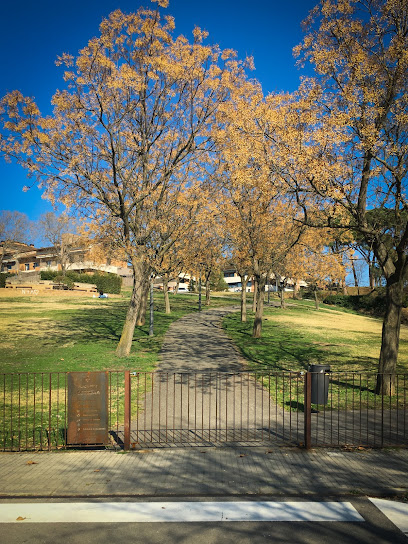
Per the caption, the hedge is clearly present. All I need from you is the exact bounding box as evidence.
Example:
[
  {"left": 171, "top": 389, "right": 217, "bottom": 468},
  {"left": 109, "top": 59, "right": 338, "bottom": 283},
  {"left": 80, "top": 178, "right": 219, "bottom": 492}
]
[{"left": 40, "top": 270, "right": 122, "bottom": 294}]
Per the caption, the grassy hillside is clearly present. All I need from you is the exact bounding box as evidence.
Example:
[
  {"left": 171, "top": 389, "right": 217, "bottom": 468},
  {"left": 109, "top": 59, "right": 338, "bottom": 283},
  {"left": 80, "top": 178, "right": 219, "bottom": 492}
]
[{"left": 223, "top": 298, "right": 408, "bottom": 373}]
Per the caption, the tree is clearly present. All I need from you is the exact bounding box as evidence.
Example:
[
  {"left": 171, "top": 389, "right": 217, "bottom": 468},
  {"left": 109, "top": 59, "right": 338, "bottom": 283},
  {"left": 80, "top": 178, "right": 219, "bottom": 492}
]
[
  {"left": 182, "top": 206, "right": 225, "bottom": 307},
  {"left": 0, "top": 210, "right": 31, "bottom": 271},
  {"left": 0, "top": 6, "right": 250, "bottom": 356},
  {"left": 37, "top": 212, "right": 83, "bottom": 275},
  {"left": 290, "top": 0, "right": 408, "bottom": 394},
  {"left": 214, "top": 86, "right": 304, "bottom": 338},
  {"left": 230, "top": 249, "right": 253, "bottom": 322},
  {"left": 150, "top": 187, "right": 201, "bottom": 314}
]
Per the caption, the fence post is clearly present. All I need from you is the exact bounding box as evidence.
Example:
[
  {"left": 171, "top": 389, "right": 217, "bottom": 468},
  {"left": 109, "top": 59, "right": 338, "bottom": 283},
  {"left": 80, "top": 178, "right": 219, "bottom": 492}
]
[
  {"left": 124, "top": 371, "right": 131, "bottom": 451},
  {"left": 304, "top": 371, "right": 311, "bottom": 450}
]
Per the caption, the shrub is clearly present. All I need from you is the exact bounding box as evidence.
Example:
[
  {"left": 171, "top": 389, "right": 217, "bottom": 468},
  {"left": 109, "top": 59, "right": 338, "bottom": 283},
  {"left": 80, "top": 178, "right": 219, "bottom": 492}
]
[
  {"left": 0, "top": 272, "right": 11, "bottom": 288},
  {"left": 40, "top": 270, "right": 58, "bottom": 281},
  {"left": 54, "top": 275, "right": 75, "bottom": 290},
  {"left": 91, "top": 273, "right": 122, "bottom": 295},
  {"left": 323, "top": 290, "right": 408, "bottom": 317}
]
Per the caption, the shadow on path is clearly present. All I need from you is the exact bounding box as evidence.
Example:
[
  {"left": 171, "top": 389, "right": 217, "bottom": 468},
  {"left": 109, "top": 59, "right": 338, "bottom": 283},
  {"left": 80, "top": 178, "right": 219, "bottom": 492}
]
[{"left": 131, "top": 308, "right": 295, "bottom": 448}]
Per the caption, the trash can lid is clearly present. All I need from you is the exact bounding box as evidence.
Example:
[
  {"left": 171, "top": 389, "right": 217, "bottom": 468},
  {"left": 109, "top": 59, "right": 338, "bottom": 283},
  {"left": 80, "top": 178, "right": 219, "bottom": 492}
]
[{"left": 309, "top": 364, "right": 331, "bottom": 372}]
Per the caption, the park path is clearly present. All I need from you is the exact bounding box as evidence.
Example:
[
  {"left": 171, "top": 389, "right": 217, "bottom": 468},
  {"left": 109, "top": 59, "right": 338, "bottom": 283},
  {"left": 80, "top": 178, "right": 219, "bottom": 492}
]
[
  {"left": 130, "top": 307, "right": 287, "bottom": 447},
  {"left": 126, "top": 306, "right": 407, "bottom": 449},
  {"left": 159, "top": 307, "right": 244, "bottom": 372}
]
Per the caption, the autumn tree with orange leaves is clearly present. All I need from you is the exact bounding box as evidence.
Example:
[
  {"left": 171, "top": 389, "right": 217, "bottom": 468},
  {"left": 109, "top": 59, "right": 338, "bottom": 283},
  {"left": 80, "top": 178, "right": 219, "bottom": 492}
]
[
  {"left": 286, "top": 0, "right": 408, "bottom": 394},
  {"left": 214, "top": 85, "right": 304, "bottom": 338},
  {"left": 0, "top": 4, "right": 252, "bottom": 357}
]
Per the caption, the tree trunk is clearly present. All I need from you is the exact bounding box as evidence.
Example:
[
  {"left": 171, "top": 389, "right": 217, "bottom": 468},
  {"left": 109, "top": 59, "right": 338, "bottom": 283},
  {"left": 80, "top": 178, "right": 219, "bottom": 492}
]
[
  {"left": 253, "top": 276, "right": 266, "bottom": 338},
  {"left": 136, "top": 280, "right": 149, "bottom": 326},
  {"left": 163, "top": 275, "right": 171, "bottom": 314},
  {"left": 252, "top": 278, "right": 258, "bottom": 312},
  {"left": 293, "top": 279, "right": 301, "bottom": 300},
  {"left": 280, "top": 285, "right": 286, "bottom": 309},
  {"left": 115, "top": 259, "right": 149, "bottom": 357},
  {"left": 369, "top": 258, "right": 375, "bottom": 290},
  {"left": 240, "top": 276, "right": 249, "bottom": 322},
  {"left": 0, "top": 245, "right": 5, "bottom": 271},
  {"left": 314, "top": 289, "right": 320, "bottom": 310},
  {"left": 351, "top": 258, "right": 360, "bottom": 295},
  {"left": 375, "top": 277, "right": 404, "bottom": 395},
  {"left": 149, "top": 278, "right": 154, "bottom": 337},
  {"left": 205, "top": 280, "right": 211, "bottom": 305}
]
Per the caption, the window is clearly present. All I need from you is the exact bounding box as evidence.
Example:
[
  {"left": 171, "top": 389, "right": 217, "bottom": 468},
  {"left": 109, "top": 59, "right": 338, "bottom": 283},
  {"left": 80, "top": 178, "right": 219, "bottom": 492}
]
[
  {"left": 46, "top": 261, "right": 52, "bottom": 267},
  {"left": 25, "top": 263, "right": 30, "bottom": 271},
  {"left": 224, "top": 271, "right": 235, "bottom": 278}
]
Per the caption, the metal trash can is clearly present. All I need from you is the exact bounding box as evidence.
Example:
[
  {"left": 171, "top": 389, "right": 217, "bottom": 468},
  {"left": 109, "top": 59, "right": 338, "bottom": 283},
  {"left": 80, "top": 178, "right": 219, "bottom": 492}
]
[{"left": 309, "top": 364, "right": 330, "bottom": 405}]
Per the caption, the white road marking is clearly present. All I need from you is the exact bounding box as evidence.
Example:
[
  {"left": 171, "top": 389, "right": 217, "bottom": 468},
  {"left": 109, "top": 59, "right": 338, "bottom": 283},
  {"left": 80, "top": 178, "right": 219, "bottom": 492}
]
[
  {"left": 0, "top": 501, "right": 364, "bottom": 523},
  {"left": 369, "top": 498, "right": 408, "bottom": 535}
]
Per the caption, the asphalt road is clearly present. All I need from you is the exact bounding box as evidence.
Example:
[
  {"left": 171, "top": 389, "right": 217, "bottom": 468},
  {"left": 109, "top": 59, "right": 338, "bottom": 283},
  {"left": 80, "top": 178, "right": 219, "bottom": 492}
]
[{"left": 1, "top": 496, "right": 406, "bottom": 544}]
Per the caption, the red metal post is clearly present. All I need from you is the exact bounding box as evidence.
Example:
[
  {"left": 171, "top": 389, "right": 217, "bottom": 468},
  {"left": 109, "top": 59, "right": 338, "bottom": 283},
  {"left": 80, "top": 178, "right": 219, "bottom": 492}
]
[
  {"left": 124, "top": 371, "right": 131, "bottom": 451},
  {"left": 304, "top": 372, "right": 312, "bottom": 450}
]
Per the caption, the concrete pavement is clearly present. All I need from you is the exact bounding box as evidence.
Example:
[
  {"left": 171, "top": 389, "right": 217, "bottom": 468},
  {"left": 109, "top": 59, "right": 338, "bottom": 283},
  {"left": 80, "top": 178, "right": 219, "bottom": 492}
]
[{"left": 1, "top": 447, "right": 408, "bottom": 498}]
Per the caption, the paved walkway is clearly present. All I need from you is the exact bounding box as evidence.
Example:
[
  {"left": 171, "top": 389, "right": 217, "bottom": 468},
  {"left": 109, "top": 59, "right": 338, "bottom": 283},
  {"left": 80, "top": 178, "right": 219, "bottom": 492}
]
[
  {"left": 159, "top": 306, "right": 244, "bottom": 372},
  {"left": 132, "top": 307, "right": 282, "bottom": 447},
  {"left": 1, "top": 447, "right": 408, "bottom": 498}
]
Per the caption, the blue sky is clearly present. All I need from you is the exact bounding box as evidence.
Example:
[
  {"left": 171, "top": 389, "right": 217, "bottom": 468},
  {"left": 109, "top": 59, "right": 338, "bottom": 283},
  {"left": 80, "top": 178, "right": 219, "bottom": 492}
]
[{"left": 0, "top": 0, "right": 317, "bottom": 220}]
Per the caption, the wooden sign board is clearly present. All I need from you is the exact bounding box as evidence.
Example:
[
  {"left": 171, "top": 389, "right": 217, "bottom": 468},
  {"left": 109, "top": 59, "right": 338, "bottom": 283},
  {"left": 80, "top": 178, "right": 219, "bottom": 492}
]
[{"left": 67, "top": 372, "right": 109, "bottom": 445}]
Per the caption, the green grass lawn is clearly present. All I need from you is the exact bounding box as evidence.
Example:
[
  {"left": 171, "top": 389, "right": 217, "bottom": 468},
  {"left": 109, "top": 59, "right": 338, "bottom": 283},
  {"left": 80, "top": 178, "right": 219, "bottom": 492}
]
[
  {"left": 224, "top": 297, "right": 408, "bottom": 373},
  {"left": 0, "top": 291, "right": 240, "bottom": 374},
  {"left": 223, "top": 297, "right": 408, "bottom": 410}
]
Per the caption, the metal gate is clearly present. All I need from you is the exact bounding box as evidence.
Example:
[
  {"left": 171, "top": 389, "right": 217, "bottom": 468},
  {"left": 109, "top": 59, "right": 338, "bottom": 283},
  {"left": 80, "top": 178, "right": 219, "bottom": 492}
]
[{"left": 122, "top": 371, "right": 305, "bottom": 448}]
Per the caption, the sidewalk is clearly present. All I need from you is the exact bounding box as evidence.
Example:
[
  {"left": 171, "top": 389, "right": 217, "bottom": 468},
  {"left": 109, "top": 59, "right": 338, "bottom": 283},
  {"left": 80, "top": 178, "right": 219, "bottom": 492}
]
[{"left": 1, "top": 446, "right": 408, "bottom": 498}]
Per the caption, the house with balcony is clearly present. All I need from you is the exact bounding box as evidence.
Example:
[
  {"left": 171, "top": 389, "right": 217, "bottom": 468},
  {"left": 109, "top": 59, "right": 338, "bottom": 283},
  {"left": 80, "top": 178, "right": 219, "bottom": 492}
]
[{"left": 0, "top": 241, "right": 132, "bottom": 282}]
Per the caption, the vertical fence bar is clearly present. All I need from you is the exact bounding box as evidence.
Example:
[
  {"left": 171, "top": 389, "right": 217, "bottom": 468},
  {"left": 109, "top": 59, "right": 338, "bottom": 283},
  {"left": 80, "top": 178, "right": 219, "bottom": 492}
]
[
  {"left": 304, "top": 372, "right": 312, "bottom": 450},
  {"left": 18, "top": 374, "right": 21, "bottom": 451},
  {"left": 136, "top": 372, "right": 140, "bottom": 444},
  {"left": 215, "top": 373, "right": 218, "bottom": 442},
  {"left": 150, "top": 373, "right": 154, "bottom": 443},
  {"left": 194, "top": 373, "right": 197, "bottom": 443},
  {"left": 404, "top": 375, "right": 407, "bottom": 443},
  {"left": 180, "top": 373, "right": 184, "bottom": 443},
  {"left": 201, "top": 373, "right": 204, "bottom": 442},
  {"left": 48, "top": 374, "right": 52, "bottom": 451},
  {"left": 56, "top": 373, "right": 59, "bottom": 450},
  {"left": 225, "top": 374, "right": 228, "bottom": 442},
  {"left": 173, "top": 374, "right": 176, "bottom": 442},
  {"left": 124, "top": 370, "right": 131, "bottom": 451},
  {"left": 10, "top": 374, "right": 14, "bottom": 451},
  {"left": 233, "top": 373, "right": 236, "bottom": 442},
  {"left": 158, "top": 373, "right": 161, "bottom": 444},
  {"left": 64, "top": 372, "right": 67, "bottom": 450},
  {"left": 2, "top": 374, "right": 5, "bottom": 451},
  {"left": 209, "top": 373, "right": 212, "bottom": 443},
  {"left": 165, "top": 373, "right": 169, "bottom": 444}
]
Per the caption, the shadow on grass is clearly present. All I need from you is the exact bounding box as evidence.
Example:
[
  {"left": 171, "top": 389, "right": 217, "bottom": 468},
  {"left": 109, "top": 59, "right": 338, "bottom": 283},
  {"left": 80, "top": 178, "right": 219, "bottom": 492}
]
[{"left": 223, "top": 313, "right": 378, "bottom": 373}]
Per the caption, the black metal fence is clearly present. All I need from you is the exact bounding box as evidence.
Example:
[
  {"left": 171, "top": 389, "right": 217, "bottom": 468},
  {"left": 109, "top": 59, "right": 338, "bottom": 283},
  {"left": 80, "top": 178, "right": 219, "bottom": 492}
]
[{"left": 1, "top": 370, "right": 407, "bottom": 451}]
